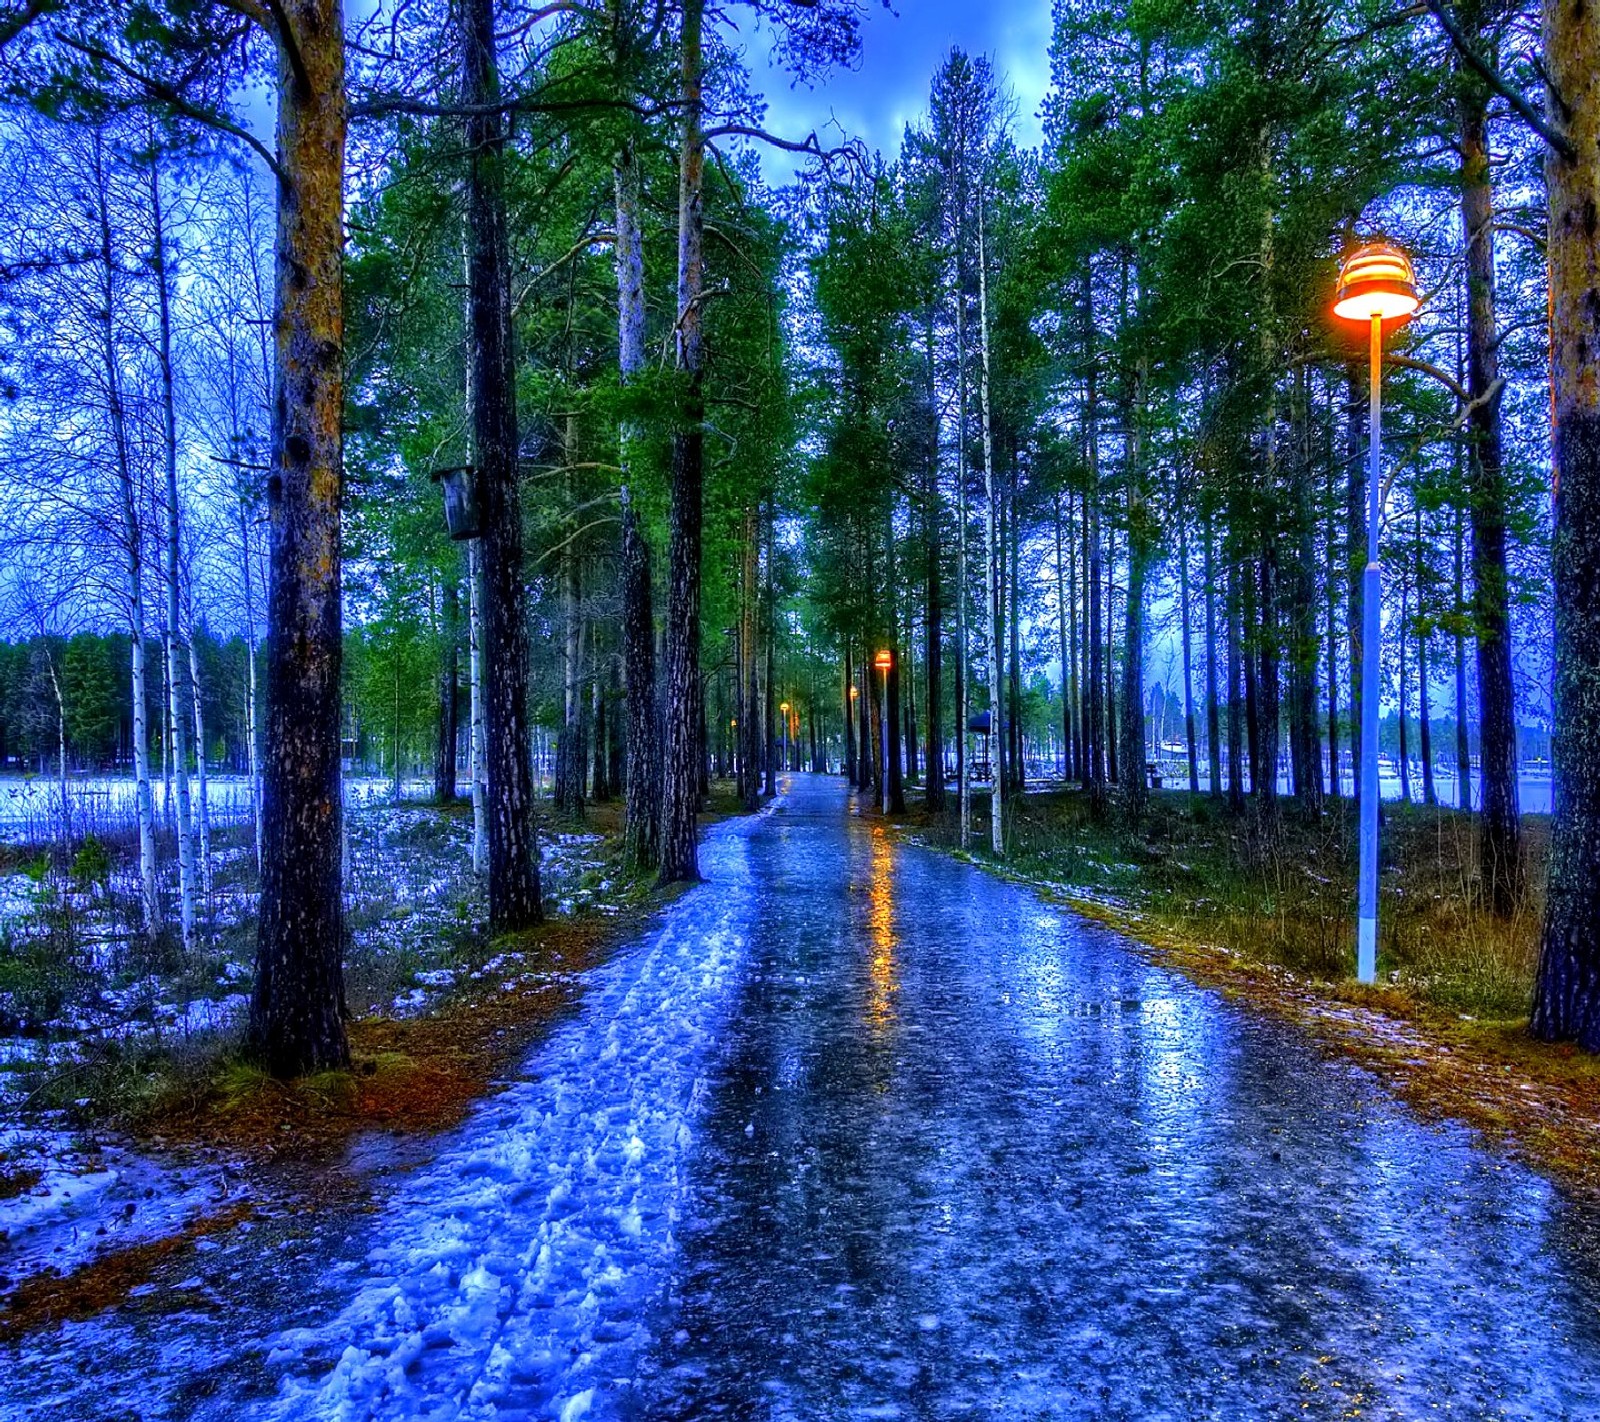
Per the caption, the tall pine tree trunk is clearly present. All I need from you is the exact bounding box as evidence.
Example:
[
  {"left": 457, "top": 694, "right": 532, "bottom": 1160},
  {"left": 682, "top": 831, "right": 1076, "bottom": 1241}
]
[
  {"left": 1179, "top": 498, "right": 1199, "bottom": 795},
  {"left": 1532, "top": 0, "right": 1600, "bottom": 1044},
  {"left": 1459, "top": 83, "right": 1522, "bottom": 911},
  {"left": 1417, "top": 508, "right": 1437, "bottom": 806},
  {"left": 1120, "top": 352, "right": 1149, "bottom": 815},
  {"left": 613, "top": 134, "right": 659, "bottom": 870},
  {"left": 1204, "top": 513, "right": 1222, "bottom": 799},
  {"left": 469, "top": 540, "right": 488, "bottom": 873},
  {"left": 978, "top": 200, "right": 1003, "bottom": 853},
  {"left": 463, "top": 0, "right": 540, "bottom": 929},
  {"left": 659, "top": 0, "right": 706, "bottom": 881},
  {"left": 435, "top": 576, "right": 459, "bottom": 802},
  {"left": 249, "top": 0, "right": 351, "bottom": 1075},
  {"left": 923, "top": 312, "right": 945, "bottom": 811},
  {"left": 1454, "top": 506, "right": 1473, "bottom": 811}
]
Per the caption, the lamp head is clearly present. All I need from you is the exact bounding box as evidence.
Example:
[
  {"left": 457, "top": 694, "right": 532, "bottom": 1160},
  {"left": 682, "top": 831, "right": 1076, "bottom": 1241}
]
[
  {"left": 874, "top": 650, "right": 892, "bottom": 672},
  {"left": 1334, "top": 241, "right": 1419, "bottom": 324}
]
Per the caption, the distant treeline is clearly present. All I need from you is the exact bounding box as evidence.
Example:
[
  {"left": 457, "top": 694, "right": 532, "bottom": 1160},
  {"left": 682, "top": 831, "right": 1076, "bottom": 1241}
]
[{"left": 0, "top": 631, "right": 256, "bottom": 774}]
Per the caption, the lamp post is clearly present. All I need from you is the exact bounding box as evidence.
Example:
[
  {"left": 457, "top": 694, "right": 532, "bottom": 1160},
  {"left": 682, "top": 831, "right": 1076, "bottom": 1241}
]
[
  {"left": 1334, "top": 241, "right": 1419, "bottom": 983},
  {"left": 849, "top": 684, "right": 859, "bottom": 785},
  {"left": 780, "top": 702, "right": 789, "bottom": 781},
  {"left": 874, "top": 650, "right": 892, "bottom": 813}
]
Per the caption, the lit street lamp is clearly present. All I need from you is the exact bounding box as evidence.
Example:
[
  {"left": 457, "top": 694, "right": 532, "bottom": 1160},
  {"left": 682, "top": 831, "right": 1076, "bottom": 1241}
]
[
  {"left": 780, "top": 702, "right": 790, "bottom": 779},
  {"left": 874, "top": 650, "right": 892, "bottom": 813},
  {"left": 1334, "top": 241, "right": 1419, "bottom": 984}
]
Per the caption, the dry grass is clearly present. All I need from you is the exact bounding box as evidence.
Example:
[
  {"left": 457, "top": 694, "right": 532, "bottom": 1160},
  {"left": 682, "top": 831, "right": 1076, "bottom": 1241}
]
[
  {"left": 138, "top": 908, "right": 653, "bottom": 1162},
  {"left": 939, "top": 789, "right": 1546, "bottom": 1019},
  {"left": 0, "top": 1202, "right": 254, "bottom": 1341}
]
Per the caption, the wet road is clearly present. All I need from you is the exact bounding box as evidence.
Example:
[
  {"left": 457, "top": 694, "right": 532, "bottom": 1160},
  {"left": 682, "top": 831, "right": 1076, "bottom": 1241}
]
[
  {"left": 7, "top": 773, "right": 1600, "bottom": 1420},
  {"left": 627, "top": 775, "right": 1600, "bottom": 1420}
]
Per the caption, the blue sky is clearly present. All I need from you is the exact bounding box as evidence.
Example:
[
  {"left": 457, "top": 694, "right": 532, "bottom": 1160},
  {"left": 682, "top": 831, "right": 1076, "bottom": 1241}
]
[{"left": 742, "top": 0, "right": 1053, "bottom": 182}]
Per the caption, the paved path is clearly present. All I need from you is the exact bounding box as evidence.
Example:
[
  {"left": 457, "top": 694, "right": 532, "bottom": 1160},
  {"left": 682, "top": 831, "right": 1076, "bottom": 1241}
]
[{"left": 7, "top": 774, "right": 1600, "bottom": 1421}]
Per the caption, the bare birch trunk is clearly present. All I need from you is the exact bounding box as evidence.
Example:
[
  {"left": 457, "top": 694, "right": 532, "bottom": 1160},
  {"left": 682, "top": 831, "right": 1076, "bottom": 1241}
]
[
  {"left": 150, "top": 156, "right": 196, "bottom": 951},
  {"left": 92, "top": 130, "right": 158, "bottom": 931}
]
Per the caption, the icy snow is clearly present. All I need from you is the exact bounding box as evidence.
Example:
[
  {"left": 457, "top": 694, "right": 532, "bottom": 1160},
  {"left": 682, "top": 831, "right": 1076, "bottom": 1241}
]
[
  {"left": 260, "top": 812, "right": 767, "bottom": 1421},
  {"left": 0, "top": 1126, "right": 234, "bottom": 1286}
]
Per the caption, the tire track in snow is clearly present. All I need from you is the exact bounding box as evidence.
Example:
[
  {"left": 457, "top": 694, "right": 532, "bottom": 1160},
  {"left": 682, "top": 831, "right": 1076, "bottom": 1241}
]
[{"left": 259, "top": 818, "right": 764, "bottom": 1421}]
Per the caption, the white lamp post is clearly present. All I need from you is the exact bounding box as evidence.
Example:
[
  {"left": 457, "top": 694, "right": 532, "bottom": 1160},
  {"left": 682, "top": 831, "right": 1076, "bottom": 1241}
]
[
  {"left": 1333, "top": 241, "right": 1419, "bottom": 983},
  {"left": 874, "top": 650, "right": 892, "bottom": 813}
]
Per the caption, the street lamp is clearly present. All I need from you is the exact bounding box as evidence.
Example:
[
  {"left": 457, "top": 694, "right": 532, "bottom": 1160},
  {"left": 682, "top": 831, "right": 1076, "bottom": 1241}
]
[
  {"left": 780, "top": 702, "right": 790, "bottom": 777},
  {"left": 1334, "top": 240, "right": 1419, "bottom": 984},
  {"left": 874, "top": 650, "right": 892, "bottom": 813}
]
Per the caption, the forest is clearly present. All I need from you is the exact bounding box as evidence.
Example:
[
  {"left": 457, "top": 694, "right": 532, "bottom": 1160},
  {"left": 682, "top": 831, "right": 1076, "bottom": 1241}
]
[{"left": 0, "top": 0, "right": 1597, "bottom": 1096}]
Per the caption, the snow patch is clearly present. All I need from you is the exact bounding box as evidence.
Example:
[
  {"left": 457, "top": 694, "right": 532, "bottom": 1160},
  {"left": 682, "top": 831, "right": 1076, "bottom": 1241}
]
[{"left": 261, "top": 819, "right": 763, "bottom": 1420}]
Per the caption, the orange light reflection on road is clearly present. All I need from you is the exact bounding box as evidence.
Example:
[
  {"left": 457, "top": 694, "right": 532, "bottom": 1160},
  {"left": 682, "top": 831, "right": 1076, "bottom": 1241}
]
[{"left": 867, "top": 824, "right": 899, "bottom": 1030}]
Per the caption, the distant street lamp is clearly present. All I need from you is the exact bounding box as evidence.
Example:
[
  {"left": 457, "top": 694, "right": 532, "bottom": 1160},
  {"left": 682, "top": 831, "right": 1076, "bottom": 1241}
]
[
  {"left": 1334, "top": 240, "right": 1419, "bottom": 984},
  {"left": 874, "top": 650, "right": 892, "bottom": 813},
  {"left": 780, "top": 702, "right": 790, "bottom": 777},
  {"left": 429, "top": 465, "right": 481, "bottom": 541}
]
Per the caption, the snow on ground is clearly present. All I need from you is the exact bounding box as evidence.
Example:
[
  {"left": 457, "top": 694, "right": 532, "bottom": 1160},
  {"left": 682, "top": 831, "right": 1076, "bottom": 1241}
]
[
  {"left": 258, "top": 812, "right": 768, "bottom": 1422},
  {"left": 0, "top": 799, "right": 615, "bottom": 1310},
  {"left": 0, "top": 774, "right": 434, "bottom": 843},
  {"left": 0, "top": 1126, "right": 237, "bottom": 1286}
]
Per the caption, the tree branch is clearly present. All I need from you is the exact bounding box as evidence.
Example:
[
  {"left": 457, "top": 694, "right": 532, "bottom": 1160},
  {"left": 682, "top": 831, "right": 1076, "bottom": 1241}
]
[
  {"left": 1420, "top": 0, "right": 1574, "bottom": 159},
  {"left": 258, "top": 0, "right": 311, "bottom": 97},
  {"left": 1385, "top": 352, "right": 1471, "bottom": 404},
  {"left": 702, "top": 121, "right": 865, "bottom": 172},
  {"left": 349, "top": 91, "right": 669, "bottom": 122},
  {"left": 57, "top": 35, "right": 286, "bottom": 183},
  {"left": 0, "top": 0, "right": 54, "bottom": 55}
]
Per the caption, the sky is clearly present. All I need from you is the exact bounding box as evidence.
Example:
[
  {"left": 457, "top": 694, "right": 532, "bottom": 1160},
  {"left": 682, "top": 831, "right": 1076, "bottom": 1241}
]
[{"left": 742, "top": 0, "right": 1054, "bottom": 183}]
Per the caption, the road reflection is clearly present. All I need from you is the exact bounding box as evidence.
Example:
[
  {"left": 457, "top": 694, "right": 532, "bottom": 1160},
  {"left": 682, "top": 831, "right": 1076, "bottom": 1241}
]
[{"left": 866, "top": 824, "right": 898, "bottom": 1032}]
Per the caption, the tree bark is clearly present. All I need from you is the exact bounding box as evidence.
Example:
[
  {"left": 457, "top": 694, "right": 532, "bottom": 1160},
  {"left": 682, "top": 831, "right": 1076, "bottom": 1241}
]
[
  {"left": 613, "top": 133, "right": 659, "bottom": 871},
  {"left": 1204, "top": 512, "right": 1222, "bottom": 799},
  {"left": 435, "top": 575, "right": 459, "bottom": 802},
  {"left": 1179, "top": 497, "right": 1199, "bottom": 795},
  {"left": 1454, "top": 505, "right": 1473, "bottom": 810},
  {"left": 1120, "top": 353, "right": 1149, "bottom": 816},
  {"left": 249, "top": 0, "right": 351, "bottom": 1076},
  {"left": 150, "top": 155, "right": 197, "bottom": 951},
  {"left": 1531, "top": 0, "right": 1600, "bottom": 1045},
  {"left": 620, "top": 491, "right": 660, "bottom": 870},
  {"left": 659, "top": 0, "right": 706, "bottom": 881},
  {"left": 1459, "top": 84, "right": 1523, "bottom": 911},
  {"left": 92, "top": 129, "right": 158, "bottom": 933},
  {"left": 462, "top": 0, "right": 541, "bottom": 929},
  {"left": 978, "top": 200, "right": 1003, "bottom": 853},
  {"left": 468, "top": 540, "right": 488, "bottom": 873},
  {"left": 924, "top": 309, "right": 946, "bottom": 810},
  {"left": 1417, "top": 507, "right": 1437, "bottom": 807},
  {"left": 843, "top": 643, "right": 857, "bottom": 786}
]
